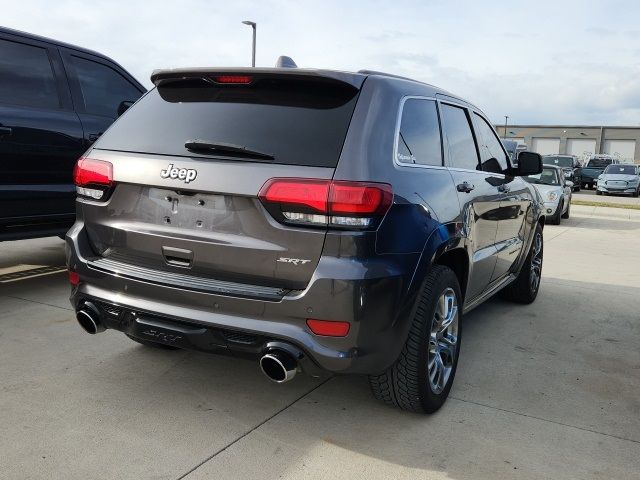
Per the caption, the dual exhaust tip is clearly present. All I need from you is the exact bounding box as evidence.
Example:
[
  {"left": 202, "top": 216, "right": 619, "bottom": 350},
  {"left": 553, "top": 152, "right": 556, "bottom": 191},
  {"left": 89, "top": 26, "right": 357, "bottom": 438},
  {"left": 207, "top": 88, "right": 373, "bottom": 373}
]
[{"left": 75, "top": 301, "right": 299, "bottom": 383}]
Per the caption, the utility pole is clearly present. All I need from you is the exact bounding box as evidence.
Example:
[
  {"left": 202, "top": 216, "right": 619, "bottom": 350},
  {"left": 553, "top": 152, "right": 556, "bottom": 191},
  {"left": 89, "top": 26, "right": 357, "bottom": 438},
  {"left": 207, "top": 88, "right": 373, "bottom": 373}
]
[
  {"left": 504, "top": 115, "right": 509, "bottom": 140},
  {"left": 242, "top": 21, "right": 256, "bottom": 67}
]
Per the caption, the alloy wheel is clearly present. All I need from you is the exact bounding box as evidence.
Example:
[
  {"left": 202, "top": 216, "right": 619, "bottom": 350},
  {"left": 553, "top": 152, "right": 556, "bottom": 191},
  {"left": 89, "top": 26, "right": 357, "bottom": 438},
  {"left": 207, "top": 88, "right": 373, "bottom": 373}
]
[
  {"left": 428, "top": 288, "right": 459, "bottom": 394},
  {"left": 530, "top": 232, "right": 543, "bottom": 293}
]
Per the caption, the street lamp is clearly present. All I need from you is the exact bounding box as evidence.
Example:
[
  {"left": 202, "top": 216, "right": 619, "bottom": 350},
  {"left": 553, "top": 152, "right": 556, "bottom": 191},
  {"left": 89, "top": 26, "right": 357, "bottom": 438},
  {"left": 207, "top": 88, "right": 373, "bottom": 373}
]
[
  {"left": 242, "top": 20, "right": 256, "bottom": 67},
  {"left": 503, "top": 115, "right": 509, "bottom": 140}
]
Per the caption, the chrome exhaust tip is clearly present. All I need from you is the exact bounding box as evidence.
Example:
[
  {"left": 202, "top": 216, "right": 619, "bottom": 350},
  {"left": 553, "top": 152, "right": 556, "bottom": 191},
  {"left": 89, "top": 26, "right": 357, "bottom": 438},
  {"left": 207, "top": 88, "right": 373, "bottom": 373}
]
[
  {"left": 76, "top": 302, "right": 104, "bottom": 335},
  {"left": 260, "top": 350, "right": 297, "bottom": 383}
]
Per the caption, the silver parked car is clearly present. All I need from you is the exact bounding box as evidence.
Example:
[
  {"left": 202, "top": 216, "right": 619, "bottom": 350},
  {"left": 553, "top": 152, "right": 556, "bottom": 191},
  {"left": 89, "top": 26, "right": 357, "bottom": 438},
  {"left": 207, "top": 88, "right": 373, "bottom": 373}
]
[
  {"left": 523, "top": 165, "right": 572, "bottom": 224},
  {"left": 596, "top": 164, "right": 640, "bottom": 197}
]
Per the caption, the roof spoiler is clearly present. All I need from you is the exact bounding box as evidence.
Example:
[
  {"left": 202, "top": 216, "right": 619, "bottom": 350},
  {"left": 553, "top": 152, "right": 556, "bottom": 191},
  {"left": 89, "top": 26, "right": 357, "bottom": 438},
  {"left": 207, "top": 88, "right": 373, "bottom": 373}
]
[{"left": 150, "top": 67, "right": 365, "bottom": 88}]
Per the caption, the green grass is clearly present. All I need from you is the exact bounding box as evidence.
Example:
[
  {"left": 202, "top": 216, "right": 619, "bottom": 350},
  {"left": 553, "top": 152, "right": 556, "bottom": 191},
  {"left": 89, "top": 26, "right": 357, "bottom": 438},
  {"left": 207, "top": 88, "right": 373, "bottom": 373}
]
[{"left": 572, "top": 199, "right": 640, "bottom": 210}]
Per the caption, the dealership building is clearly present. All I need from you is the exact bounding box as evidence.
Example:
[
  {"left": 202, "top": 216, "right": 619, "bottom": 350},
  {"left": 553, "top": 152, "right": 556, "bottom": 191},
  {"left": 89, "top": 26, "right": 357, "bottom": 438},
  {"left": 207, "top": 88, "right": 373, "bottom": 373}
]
[{"left": 494, "top": 125, "right": 640, "bottom": 164}]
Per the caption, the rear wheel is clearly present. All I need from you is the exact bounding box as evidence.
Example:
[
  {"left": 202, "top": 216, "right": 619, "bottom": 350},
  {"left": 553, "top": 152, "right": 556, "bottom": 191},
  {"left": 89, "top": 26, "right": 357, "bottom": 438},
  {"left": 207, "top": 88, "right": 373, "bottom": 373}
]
[
  {"left": 126, "top": 334, "right": 180, "bottom": 350},
  {"left": 369, "top": 265, "right": 462, "bottom": 413},
  {"left": 502, "top": 223, "right": 543, "bottom": 304}
]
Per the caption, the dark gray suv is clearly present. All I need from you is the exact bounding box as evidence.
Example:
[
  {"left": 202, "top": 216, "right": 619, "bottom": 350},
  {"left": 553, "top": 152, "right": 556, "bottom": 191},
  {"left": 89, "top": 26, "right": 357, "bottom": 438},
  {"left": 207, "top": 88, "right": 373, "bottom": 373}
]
[{"left": 66, "top": 67, "right": 544, "bottom": 413}]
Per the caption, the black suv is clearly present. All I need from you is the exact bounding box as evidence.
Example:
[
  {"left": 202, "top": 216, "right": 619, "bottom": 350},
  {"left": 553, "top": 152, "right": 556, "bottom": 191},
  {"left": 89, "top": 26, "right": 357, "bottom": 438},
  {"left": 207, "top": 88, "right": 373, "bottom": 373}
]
[
  {"left": 67, "top": 66, "right": 544, "bottom": 413},
  {"left": 0, "top": 27, "right": 145, "bottom": 241}
]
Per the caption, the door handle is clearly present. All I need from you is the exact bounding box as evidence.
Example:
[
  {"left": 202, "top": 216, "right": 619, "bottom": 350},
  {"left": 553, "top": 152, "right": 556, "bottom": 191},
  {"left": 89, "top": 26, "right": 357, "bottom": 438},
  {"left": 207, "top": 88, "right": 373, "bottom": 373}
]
[
  {"left": 456, "top": 181, "right": 475, "bottom": 193},
  {"left": 0, "top": 127, "right": 12, "bottom": 137},
  {"left": 497, "top": 184, "right": 510, "bottom": 193}
]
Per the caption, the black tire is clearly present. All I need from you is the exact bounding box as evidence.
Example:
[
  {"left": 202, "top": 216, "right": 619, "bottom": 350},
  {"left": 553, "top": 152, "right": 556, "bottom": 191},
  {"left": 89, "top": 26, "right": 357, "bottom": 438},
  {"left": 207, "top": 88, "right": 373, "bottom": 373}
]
[
  {"left": 549, "top": 201, "right": 562, "bottom": 224},
  {"left": 596, "top": 190, "right": 602, "bottom": 195},
  {"left": 575, "top": 184, "right": 581, "bottom": 192},
  {"left": 502, "top": 223, "right": 543, "bottom": 304},
  {"left": 126, "top": 334, "right": 180, "bottom": 350},
  {"left": 633, "top": 189, "right": 639, "bottom": 198},
  {"left": 368, "top": 265, "right": 462, "bottom": 413},
  {"left": 561, "top": 199, "right": 570, "bottom": 219}
]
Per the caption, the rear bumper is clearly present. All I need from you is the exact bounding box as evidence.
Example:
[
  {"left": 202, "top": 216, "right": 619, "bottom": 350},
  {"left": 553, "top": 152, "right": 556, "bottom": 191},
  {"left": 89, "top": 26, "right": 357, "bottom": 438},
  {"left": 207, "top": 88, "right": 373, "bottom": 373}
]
[{"left": 66, "top": 221, "right": 416, "bottom": 375}]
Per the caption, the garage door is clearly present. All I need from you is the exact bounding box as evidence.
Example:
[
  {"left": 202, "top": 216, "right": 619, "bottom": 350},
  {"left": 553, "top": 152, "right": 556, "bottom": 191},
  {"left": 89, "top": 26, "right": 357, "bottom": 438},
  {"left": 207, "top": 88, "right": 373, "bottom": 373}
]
[
  {"left": 567, "top": 138, "right": 596, "bottom": 162},
  {"left": 532, "top": 138, "right": 560, "bottom": 155},
  {"left": 604, "top": 140, "right": 636, "bottom": 163}
]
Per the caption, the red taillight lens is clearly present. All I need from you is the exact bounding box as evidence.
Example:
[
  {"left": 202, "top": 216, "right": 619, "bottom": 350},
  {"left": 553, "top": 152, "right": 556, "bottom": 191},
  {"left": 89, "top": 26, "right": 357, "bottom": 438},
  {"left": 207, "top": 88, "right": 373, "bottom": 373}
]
[
  {"left": 68, "top": 270, "right": 80, "bottom": 286},
  {"left": 258, "top": 178, "right": 392, "bottom": 229},
  {"left": 306, "top": 319, "right": 350, "bottom": 337},
  {"left": 73, "top": 157, "right": 113, "bottom": 187},
  {"left": 259, "top": 179, "right": 330, "bottom": 212},
  {"left": 329, "top": 181, "right": 393, "bottom": 215},
  {"left": 213, "top": 75, "right": 253, "bottom": 84}
]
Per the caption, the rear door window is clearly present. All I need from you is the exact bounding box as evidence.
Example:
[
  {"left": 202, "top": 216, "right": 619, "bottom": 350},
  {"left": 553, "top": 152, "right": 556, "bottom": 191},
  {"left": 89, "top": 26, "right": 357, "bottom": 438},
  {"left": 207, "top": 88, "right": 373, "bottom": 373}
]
[
  {"left": 71, "top": 55, "right": 141, "bottom": 117},
  {"left": 440, "top": 103, "right": 479, "bottom": 170},
  {"left": 95, "top": 76, "right": 360, "bottom": 167},
  {"left": 473, "top": 113, "right": 509, "bottom": 174},
  {"left": 0, "top": 38, "right": 59, "bottom": 109},
  {"left": 396, "top": 98, "right": 442, "bottom": 166}
]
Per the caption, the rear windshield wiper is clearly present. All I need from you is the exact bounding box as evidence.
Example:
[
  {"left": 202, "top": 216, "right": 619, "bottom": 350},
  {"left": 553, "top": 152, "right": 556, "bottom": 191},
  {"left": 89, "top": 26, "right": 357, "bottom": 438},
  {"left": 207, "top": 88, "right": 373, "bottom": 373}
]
[{"left": 185, "top": 139, "right": 274, "bottom": 161}]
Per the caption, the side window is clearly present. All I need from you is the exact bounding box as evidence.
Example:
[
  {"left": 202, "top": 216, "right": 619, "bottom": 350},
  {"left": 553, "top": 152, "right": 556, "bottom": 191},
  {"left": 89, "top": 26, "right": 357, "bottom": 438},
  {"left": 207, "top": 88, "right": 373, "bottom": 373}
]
[
  {"left": 473, "top": 113, "right": 509, "bottom": 174},
  {"left": 0, "top": 39, "right": 59, "bottom": 109},
  {"left": 396, "top": 98, "right": 442, "bottom": 166},
  {"left": 71, "top": 56, "right": 141, "bottom": 117},
  {"left": 440, "top": 104, "right": 479, "bottom": 170}
]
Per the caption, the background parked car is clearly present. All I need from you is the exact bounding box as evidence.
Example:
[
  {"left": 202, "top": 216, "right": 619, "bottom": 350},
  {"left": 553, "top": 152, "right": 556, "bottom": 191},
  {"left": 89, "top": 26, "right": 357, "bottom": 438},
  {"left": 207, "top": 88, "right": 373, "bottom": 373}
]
[
  {"left": 523, "top": 165, "right": 572, "bottom": 224},
  {"left": 502, "top": 139, "right": 527, "bottom": 166},
  {"left": 581, "top": 154, "right": 618, "bottom": 190},
  {"left": 0, "top": 26, "right": 145, "bottom": 241},
  {"left": 542, "top": 154, "right": 581, "bottom": 191},
  {"left": 596, "top": 164, "right": 640, "bottom": 197}
]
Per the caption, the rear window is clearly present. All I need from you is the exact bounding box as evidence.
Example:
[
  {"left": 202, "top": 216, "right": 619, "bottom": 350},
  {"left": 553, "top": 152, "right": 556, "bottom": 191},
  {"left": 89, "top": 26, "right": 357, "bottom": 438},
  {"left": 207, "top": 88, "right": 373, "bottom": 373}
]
[
  {"left": 95, "top": 76, "right": 359, "bottom": 168},
  {"left": 587, "top": 158, "right": 613, "bottom": 168}
]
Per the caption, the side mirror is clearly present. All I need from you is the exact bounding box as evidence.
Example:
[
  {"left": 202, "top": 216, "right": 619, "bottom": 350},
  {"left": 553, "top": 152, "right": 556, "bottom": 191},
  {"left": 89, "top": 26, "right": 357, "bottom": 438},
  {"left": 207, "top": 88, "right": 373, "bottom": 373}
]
[
  {"left": 117, "top": 100, "right": 135, "bottom": 117},
  {"left": 515, "top": 151, "right": 542, "bottom": 176},
  {"left": 565, "top": 180, "right": 574, "bottom": 188}
]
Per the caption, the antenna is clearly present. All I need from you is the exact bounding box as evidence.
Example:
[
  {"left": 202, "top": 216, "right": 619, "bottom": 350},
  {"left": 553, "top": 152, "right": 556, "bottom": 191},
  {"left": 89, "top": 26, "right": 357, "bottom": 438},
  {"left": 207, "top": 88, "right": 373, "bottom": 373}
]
[{"left": 276, "top": 56, "right": 297, "bottom": 68}]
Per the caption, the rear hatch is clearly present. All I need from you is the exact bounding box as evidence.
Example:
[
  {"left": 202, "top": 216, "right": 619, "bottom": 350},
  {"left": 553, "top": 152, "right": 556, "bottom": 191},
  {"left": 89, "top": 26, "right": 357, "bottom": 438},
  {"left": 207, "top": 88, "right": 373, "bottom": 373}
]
[{"left": 78, "top": 69, "right": 364, "bottom": 292}]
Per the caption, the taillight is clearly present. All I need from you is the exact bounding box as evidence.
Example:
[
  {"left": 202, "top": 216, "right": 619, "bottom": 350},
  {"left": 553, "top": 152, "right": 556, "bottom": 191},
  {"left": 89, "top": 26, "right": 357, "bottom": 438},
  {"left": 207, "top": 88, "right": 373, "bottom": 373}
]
[
  {"left": 73, "top": 157, "right": 113, "bottom": 200},
  {"left": 258, "top": 178, "right": 392, "bottom": 229}
]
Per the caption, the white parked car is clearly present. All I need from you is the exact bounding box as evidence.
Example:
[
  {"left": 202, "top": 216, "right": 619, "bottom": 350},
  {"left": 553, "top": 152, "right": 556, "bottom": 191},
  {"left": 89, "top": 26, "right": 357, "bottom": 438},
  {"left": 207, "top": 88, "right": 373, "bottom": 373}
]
[
  {"left": 523, "top": 165, "right": 572, "bottom": 224},
  {"left": 596, "top": 164, "right": 640, "bottom": 197}
]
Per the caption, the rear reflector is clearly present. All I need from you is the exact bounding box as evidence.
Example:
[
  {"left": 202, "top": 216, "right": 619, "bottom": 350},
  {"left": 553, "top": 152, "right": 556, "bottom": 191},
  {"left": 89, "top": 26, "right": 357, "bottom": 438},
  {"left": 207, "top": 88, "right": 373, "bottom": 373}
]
[
  {"left": 73, "top": 157, "right": 113, "bottom": 187},
  {"left": 214, "top": 75, "right": 253, "bottom": 84},
  {"left": 68, "top": 270, "right": 80, "bottom": 286},
  {"left": 306, "top": 319, "right": 350, "bottom": 337},
  {"left": 259, "top": 178, "right": 392, "bottom": 229}
]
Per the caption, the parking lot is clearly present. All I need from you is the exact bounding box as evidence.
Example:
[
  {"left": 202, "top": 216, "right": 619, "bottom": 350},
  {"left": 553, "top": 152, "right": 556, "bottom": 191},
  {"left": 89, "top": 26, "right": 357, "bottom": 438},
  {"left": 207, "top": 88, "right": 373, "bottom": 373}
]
[{"left": 1, "top": 204, "right": 639, "bottom": 480}]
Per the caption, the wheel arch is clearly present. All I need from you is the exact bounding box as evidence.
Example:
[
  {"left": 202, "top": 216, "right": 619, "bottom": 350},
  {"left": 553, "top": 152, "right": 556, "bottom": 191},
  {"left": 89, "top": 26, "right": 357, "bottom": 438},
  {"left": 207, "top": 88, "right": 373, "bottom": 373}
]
[{"left": 434, "top": 248, "right": 469, "bottom": 304}]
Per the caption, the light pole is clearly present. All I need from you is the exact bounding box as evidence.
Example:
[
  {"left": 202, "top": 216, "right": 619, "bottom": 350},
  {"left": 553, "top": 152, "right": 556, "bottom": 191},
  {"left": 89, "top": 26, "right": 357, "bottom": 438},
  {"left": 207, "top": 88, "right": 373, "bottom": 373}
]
[
  {"left": 503, "top": 115, "right": 509, "bottom": 140},
  {"left": 242, "top": 20, "right": 256, "bottom": 67}
]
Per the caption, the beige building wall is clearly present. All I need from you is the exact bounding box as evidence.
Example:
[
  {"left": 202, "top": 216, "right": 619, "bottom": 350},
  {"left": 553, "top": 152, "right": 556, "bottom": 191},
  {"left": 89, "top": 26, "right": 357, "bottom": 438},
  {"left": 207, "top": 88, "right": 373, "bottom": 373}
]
[{"left": 494, "top": 125, "right": 640, "bottom": 164}]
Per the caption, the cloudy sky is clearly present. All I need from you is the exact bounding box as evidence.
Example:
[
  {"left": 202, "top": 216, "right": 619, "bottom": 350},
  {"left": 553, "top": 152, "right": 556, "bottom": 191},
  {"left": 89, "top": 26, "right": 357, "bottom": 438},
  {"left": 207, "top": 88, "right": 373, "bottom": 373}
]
[{"left": 5, "top": 0, "right": 639, "bottom": 125}]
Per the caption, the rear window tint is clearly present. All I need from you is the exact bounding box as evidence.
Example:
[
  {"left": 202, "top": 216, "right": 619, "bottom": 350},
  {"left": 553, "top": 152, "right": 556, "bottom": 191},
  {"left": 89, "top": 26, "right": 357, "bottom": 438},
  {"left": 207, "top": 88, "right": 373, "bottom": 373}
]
[{"left": 95, "top": 76, "right": 359, "bottom": 168}]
